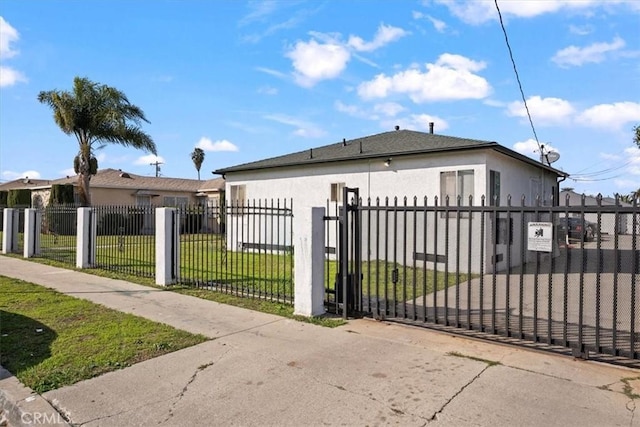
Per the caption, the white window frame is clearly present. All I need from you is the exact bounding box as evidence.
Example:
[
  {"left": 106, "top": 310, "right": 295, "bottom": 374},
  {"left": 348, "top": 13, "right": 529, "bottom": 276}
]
[
  {"left": 330, "top": 182, "right": 346, "bottom": 203},
  {"left": 229, "top": 184, "right": 246, "bottom": 215},
  {"left": 440, "top": 169, "right": 474, "bottom": 217}
]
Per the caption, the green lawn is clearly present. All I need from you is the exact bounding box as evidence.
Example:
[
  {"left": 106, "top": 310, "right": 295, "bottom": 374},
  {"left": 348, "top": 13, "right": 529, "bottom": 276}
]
[
  {"left": 0, "top": 276, "right": 208, "bottom": 393},
  {"left": 325, "top": 259, "right": 473, "bottom": 302}
]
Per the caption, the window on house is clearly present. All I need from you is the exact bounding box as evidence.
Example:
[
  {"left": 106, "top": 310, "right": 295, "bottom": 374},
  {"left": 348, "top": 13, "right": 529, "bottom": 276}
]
[
  {"left": 163, "top": 196, "right": 188, "bottom": 207},
  {"left": 440, "top": 170, "right": 474, "bottom": 217},
  {"left": 229, "top": 185, "right": 246, "bottom": 215},
  {"left": 440, "top": 170, "right": 474, "bottom": 205},
  {"left": 230, "top": 185, "right": 246, "bottom": 204},
  {"left": 330, "top": 182, "right": 346, "bottom": 203},
  {"left": 490, "top": 170, "right": 501, "bottom": 206}
]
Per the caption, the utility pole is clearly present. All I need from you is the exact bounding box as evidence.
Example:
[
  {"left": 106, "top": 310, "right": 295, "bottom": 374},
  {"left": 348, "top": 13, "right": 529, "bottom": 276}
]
[{"left": 150, "top": 161, "right": 163, "bottom": 177}]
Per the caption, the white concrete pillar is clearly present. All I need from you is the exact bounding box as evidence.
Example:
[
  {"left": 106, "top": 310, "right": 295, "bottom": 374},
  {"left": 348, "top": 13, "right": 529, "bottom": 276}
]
[
  {"left": 23, "top": 208, "right": 41, "bottom": 258},
  {"left": 156, "top": 208, "right": 180, "bottom": 286},
  {"left": 1, "top": 208, "right": 18, "bottom": 254},
  {"left": 294, "top": 207, "right": 326, "bottom": 317},
  {"left": 76, "top": 208, "right": 96, "bottom": 268}
]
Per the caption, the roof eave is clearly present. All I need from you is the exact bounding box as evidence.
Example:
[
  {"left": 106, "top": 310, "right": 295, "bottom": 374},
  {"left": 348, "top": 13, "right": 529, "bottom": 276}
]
[{"left": 215, "top": 143, "right": 501, "bottom": 175}]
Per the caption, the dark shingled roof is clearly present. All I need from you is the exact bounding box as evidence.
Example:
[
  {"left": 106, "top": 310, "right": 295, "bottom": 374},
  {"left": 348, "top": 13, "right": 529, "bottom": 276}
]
[{"left": 215, "top": 129, "right": 567, "bottom": 176}]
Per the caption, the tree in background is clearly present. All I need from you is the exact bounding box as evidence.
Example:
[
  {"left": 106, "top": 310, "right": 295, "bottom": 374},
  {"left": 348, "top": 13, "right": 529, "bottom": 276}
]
[
  {"left": 191, "top": 147, "right": 205, "bottom": 180},
  {"left": 38, "top": 77, "right": 156, "bottom": 206}
]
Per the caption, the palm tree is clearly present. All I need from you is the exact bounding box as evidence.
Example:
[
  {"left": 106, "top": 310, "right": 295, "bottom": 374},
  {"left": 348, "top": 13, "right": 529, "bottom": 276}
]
[
  {"left": 191, "top": 147, "right": 205, "bottom": 180},
  {"left": 38, "top": 76, "right": 156, "bottom": 206}
]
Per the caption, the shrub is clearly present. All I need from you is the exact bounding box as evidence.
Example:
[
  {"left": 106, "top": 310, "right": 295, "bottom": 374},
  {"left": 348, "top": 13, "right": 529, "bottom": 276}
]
[
  {"left": 50, "top": 184, "right": 75, "bottom": 205},
  {"left": 46, "top": 207, "right": 77, "bottom": 236},
  {"left": 7, "top": 189, "right": 31, "bottom": 207},
  {"left": 97, "top": 209, "right": 145, "bottom": 236}
]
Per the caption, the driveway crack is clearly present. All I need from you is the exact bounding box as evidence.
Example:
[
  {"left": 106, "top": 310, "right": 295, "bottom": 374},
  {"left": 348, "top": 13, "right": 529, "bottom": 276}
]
[
  {"left": 162, "top": 349, "right": 230, "bottom": 423},
  {"left": 428, "top": 364, "right": 491, "bottom": 422}
]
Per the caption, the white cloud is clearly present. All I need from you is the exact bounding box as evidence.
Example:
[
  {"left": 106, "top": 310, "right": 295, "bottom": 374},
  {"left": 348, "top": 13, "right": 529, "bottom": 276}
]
[
  {"left": 434, "top": 0, "right": 632, "bottom": 25},
  {"left": 0, "top": 66, "right": 27, "bottom": 87},
  {"left": 256, "top": 67, "right": 288, "bottom": 79},
  {"left": 59, "top": 168, "right": 77, "bottom": 177},
  {"left": 373, "top": 102, "right": 405, "bottom": 117},
  {"left": 286, "top": 38, "right": 350, "bottom": 87},
  {"left": 552, "top": 37, "right": 625, "bottom": 68},
  {"left": 483, "top": 99, "right": 507, "bottom": 108},
  {"left": 599, "top": 152, "right": 621, "bottom": 161},
  {"left": 357, "top": 53, "right": 491, "bottom": 103},
  {"left": 0, "top": 17, "right": 26, "bottom": 88},
  {"left": 0, "top": 17, "right": 19, "bottom": 59},
  {"left": 512, "top": 139, "right": 559, "bottom": 159},
  {"left": 382, "top": 114, "right": 448, "bottom": 133},
  {"left": 134, "top": 154, "right": 165, "bottom": 165},
  {"left": 258, "top": 85, "right": 278, "bottom": 95},
  {"left": 347, "top": 23, "right": 409, "bottom": 52},
  {"left": 1, "top": 170, "right": 42, "bottom": 180},
  {"left": 264, "top": 114, "right": 326, "bottom": 138},
  {"left": 335, "top": 100, "right": 407, "bottom": 121},
  {"left": 507, "top": 96, "right": 575, "bottom": 125},
  {"left": 196, "top": 137, "right": 239, "bottom": 152},
  {"left": 576, "top": 102, "right": 640, "bottom": 130},
  {"left": 613, "top": 147, "right": 640, "bottom": 191},
  {"left": 335, "top": 101, "right": 369, "bottom": 119},
  {"left": 569, "top": 24, "right": 593, "bottom": 36},
  {"left": 427, "top": 15, "right": 447, "bottom": 33},
  {"left": 413, "top": 11, "right": 448, "bottom": 33}
]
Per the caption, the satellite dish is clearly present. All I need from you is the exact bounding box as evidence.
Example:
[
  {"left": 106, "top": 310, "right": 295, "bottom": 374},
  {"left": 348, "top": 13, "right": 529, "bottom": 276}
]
[{"left": 546, "top": 151, "right": 560, "bottom": 164}]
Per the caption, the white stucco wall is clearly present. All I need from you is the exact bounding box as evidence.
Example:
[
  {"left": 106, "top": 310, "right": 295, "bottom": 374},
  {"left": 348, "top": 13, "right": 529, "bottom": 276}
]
[{"left": 223, "top": 149, "right": 563, "bottom": 274}]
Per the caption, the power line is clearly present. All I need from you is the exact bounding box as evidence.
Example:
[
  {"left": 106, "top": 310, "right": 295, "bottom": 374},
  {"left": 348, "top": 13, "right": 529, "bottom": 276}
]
[{"left": 494, "top": 0, "right": 542, "bottom": 156}]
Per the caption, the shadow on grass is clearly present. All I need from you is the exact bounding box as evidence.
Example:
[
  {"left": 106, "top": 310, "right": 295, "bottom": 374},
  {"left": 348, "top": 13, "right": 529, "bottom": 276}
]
[{"left": 0, "top": 310, "right": 57, "bottom": 375}]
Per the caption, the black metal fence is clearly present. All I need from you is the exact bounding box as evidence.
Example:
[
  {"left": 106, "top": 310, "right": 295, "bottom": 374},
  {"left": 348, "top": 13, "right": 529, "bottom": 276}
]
[
  {"left": 177, "top": 200, "right": 294, "bottom": 304},
  {"left": 93, "top": 205, "right": 156, "bottom": 278},
  {"left": 327, "top": 191, "right": 639, "bottom": 361},
  {"left": 37, "top": 205, "right": 77, "bottom": 265}
]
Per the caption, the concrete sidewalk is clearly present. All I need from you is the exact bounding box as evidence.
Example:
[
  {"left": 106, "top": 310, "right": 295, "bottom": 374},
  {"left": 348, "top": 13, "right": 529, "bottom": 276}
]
[{"left": 0, "top": 257, "right": 638, "bottom": 426}]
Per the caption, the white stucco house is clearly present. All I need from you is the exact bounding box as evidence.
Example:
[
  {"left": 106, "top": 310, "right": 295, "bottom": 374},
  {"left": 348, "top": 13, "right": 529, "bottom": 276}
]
[{"left": 215, "top": 128, "right": 569, "bottom": 273}]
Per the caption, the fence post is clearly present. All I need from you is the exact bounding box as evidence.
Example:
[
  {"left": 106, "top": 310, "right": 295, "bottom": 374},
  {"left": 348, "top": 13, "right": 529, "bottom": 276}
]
[
  {"left": 294, "top": 207, "right": 325, "bottom": 317},
  {"left": 1, "top": 208, "right": 18, "bottom": 254},
  {"left": 76, "top": 208, "right": 96, "bottom": 268},
  {"left": 23, "top": 208, "right": 41, "bottom": 258},
  {"left": 156, "top": 207, "right": 180, "bottom": 286}
]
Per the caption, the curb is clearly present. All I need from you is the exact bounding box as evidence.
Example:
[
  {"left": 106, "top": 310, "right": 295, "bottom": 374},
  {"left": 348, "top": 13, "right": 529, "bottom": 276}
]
[{"left": 0, "top": 367, "right": 70, "bottom": 427}]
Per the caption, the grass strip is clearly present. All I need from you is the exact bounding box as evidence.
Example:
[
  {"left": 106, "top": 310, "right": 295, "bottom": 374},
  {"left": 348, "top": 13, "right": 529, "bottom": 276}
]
[{"left": 0, "top": 275, "right": 208, "bottom": 393}]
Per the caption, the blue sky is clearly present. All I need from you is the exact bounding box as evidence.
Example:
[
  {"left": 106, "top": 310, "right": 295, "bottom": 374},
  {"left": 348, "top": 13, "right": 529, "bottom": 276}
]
[{"left": 1, "top": 0, "right": 639, "bottom": 197}]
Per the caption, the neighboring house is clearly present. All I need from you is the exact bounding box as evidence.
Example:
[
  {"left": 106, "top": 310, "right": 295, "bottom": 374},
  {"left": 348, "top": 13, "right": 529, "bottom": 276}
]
[
  {"left": 215, "top": 128, "right": 569, "bottom": 273},
  {"left": 1, "top": 169, "right": 225, "bottom": 234},
  {"left": 30, "top": 168, "right": 219, "bottom": 208},
  {"left": 0, "top": 177, "right": 52, "bottom": 231},
  {"left": 560, "top": 190, "right": 637, "bottom": 235},
  {"left": 0, "top": 177, "right": 52, "bottom": 199}
]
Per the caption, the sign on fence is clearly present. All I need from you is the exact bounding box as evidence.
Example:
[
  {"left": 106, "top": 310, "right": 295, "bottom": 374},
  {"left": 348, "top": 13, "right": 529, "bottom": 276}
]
[{"left": 527, "top": 222, "right": 553, "bottom": 252}]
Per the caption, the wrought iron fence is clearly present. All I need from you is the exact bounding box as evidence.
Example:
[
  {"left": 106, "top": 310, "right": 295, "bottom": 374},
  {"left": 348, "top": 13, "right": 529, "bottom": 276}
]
[
  {"left": 326, "top": 192, "right": 639, "bottom": 361},
  {"left": 177, "top": 199, "right": 294, "bottom": 304},
  {"left": 93, "top": 205, "right": 156, "bottom": 278},
  {"left": 38, "top": 205, "right": 77, "bottom": 265}
]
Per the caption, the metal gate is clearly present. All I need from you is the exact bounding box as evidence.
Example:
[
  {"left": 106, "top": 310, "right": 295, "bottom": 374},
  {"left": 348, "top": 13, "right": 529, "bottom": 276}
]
[
  {"left": 325, "top": 187, "right": 362, "bottom": 317},
  {"left": 325, "top": 188, "right": 639, "bottom": 363}
]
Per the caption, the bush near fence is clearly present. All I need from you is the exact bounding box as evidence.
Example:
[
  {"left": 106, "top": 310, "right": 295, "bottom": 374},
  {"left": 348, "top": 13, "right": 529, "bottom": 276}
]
[
  {"left": 97, "top": 210, "right": 145, "bottom": 236},
  {"left": 45, "top": 207, "right": 77, "bottom": 235}
]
